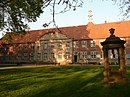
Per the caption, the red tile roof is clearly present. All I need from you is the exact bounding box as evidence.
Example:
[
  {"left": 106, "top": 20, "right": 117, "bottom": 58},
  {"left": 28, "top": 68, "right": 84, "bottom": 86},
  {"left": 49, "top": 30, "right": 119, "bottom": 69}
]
[
  {"left": 88, "top": 20, "right": 130, "bottom": 39},
  {"left": 2, "top": 20, "right": 130, "bottom": 44},
  {"left": 11, "top": 25, "right": 90, "bottom": 43}
]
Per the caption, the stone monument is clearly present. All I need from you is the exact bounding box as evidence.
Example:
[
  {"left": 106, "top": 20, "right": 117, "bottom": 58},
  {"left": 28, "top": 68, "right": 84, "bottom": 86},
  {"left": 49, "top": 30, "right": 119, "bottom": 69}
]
[{"left": 101, "top": 28, "right": 127, "bottom": 83}]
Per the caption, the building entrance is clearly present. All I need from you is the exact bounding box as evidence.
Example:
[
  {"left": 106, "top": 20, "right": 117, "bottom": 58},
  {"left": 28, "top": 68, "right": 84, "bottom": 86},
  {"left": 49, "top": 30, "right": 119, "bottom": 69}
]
[{"left": 74, "top": 55, "right": 78, "bottom": 63}]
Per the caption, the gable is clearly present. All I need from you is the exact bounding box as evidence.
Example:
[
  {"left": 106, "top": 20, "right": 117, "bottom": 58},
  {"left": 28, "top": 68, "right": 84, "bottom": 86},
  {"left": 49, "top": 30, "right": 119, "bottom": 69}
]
[{"left": 40, "top": 31, "right": 69, "bottom": 41}]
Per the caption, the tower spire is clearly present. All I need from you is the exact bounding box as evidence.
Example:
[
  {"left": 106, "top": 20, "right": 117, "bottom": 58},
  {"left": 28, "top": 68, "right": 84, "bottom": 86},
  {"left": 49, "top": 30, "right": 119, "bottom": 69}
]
[{"left": 88, "top": 9, "right": 93, "bottom": 22}]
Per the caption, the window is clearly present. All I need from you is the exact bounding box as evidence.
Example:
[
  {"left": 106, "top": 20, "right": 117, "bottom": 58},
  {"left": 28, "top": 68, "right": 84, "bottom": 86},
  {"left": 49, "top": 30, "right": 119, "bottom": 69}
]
[
  {"left": 43, "top": 53, "right": 47, "bottom": 60},
  {"left": 50, "top": 44, "right": 54, "bottom": 49},
  {"left": 82, "top": 51, "right": 87, "bottom": 59},
  {"left": 43, "top": 43, "right": 47, "bottom": 49},
  {"left": 73, "top": 41, "right": 78, "bottom": 48},
  {"left": 65, "top": 52, "right": 70, "bottom": 59},
  {"left": 51, "top": 53, "right": 55, "bottom": 59},
  {"left": 66, "top": 42, "right": 70, "bottom": 48},
  {"left": 82, "top": 40, "right": 87, "bottom": 48},
  {"left": 126, "top": 54, "right": 130, "bottom": 58},
  {"left": 30, "top": 53, "right": 34, "bottom": 56},
  {"left": 37, "top": 53, "right": 41, "bottom": 60},
  {"left": 58, "top": 43, "right": 62, "bottom": 49},
  {"left": 18, "top": 44, "right": 22, "bottom": 50},
  {"left": 17, "top": 53, "right": 22, "bottom": 59},
  {"left": 109, "top": 50, "right": 118, "bottom": 59},
  {"left": 58, "top": 52, "right": 62, "bottom": 59},
  {"left": 24, "top": 53, "right": 28, "bottom": 59},
  {"left": 30, "top": 43, "right": 35, "bottom": 50},
  {"left": 30, "top": 53, "right": 34, "bottom": 61},
  {"left": 5, "top": 45, "right": 9, "bottom": 50},
  {"left": 24, "top": 43, "right": 28, "bottom": 50},
  {"left": 90, "top": 51, "right": 96, "bottom": 59},
  {"left": 90, "top": 40, "right": 95, "bottom": 47},
  {"left": 74, "top": 52, "right": 78, "bottom": 55},
  {"left": 9, "top": 53, "right": 15, "bottom": 60}
]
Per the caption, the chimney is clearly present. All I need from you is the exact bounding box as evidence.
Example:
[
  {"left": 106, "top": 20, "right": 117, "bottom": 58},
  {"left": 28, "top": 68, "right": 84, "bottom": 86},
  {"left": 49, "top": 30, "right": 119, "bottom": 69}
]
[{"left": 105, "top": 20, "right": 107, "bottom": 23}]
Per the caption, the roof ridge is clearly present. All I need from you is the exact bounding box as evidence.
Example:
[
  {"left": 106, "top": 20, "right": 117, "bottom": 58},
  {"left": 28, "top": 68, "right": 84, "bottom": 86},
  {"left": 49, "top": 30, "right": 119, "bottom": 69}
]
[
  {"left": 94, "top": 20, "right": 130, "bottom": 26},
  {"left": 28, "top": 25, "right": 87, "bottom": 32}
]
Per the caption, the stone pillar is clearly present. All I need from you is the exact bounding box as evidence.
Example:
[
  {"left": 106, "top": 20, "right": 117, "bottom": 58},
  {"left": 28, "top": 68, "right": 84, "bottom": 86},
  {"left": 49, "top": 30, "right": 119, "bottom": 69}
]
[
  {"left": 103, "top": 48, "right": 109, "bottom": 81},
  {"left": 117, "top": 49, "right": 120, "bottom": 67},
  {"left": 119, "top": 48, "right": 126, "bottom": 78}
]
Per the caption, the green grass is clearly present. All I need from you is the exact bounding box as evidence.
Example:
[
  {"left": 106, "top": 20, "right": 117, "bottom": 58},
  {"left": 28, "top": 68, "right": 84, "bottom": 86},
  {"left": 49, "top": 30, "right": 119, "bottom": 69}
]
[{"left": 0, "top": 66, "right": 130, "bottom": 97}]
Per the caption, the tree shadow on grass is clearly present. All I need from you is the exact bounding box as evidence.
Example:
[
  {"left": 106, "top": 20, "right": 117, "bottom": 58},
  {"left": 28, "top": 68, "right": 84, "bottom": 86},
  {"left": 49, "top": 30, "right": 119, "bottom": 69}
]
[
  {"left": 30, "top": 70, "right": 104, "bottom": 97},
  {"left": 29, "top": 68, "right": 130, "bottom": 97},
  {"left": 1, "top": 66, "right": 130, "bottom": 97}
]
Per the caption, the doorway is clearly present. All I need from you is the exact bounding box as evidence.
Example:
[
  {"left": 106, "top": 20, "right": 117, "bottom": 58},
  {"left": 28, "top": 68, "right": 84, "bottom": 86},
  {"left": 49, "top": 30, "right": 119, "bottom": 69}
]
[{"left": 74, "top": 55, "right": 78, "bottom": 63}]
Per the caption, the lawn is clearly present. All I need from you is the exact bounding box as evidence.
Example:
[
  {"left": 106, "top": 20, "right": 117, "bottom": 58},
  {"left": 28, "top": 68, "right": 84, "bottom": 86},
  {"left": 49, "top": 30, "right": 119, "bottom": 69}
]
[{"left": 0, "top": 66, "right": 130, "bottom": 97}]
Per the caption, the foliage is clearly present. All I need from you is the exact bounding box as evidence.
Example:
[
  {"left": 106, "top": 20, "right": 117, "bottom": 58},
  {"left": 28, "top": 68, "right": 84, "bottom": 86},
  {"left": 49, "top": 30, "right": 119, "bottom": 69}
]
[
  {"left": 112, "top": 0, "right": 130, "bottom": 19},
  {"left": 1, "top": 31, "right": 26, "bottom": 44},
  {"left": 0, "top": 66, "right": 130, "bottom": 97},
  {"left": 0, "top": 0, "right": 44, "bottom": 32}
]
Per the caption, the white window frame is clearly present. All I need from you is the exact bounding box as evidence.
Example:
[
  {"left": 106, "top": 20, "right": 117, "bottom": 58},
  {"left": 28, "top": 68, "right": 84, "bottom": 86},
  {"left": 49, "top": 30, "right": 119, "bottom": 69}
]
[
  {"left": 18, "top": 53, "right": 22, "bottom": 59},
  {"left": 73, "top": 41, "right": 78, "bottom": 48},
  {"left": 37, "top": 53, "right": 41, "bottom": 60},
  {"left": 43, "top": 43, "right": 47, "bottom": 49},
  {"left": 24, "top": 43, "right": 28, "bottom": 50},
  {"left": 58, "top": 52, "right": 62, "bottom": 59},
  {"left": 50, "top": 53, "right": 55, "bottom": 59},
  {"left": 66, "top": 42, "right": 70, "bottom": 48},
  {"left": 30, "top": 53, "right": 34, "bottom": 61},
  {"left": 43, "top": 53, "right": 47, "bottom": 60},
  {"left": 58, "top": 43, "right": 62, "bottom": 49},
  {"left": 30, "top": 43, "right": 35, "bottom": 50},
  {"left": 82, "top": 40, "right": 87, "bottom": 48},
  {"left": 65, "top": 52, "right": 70, "bottom": 59},
  {"left": 90, "top": 51, "right": 96, "bottom": 59},
  {"left": 90, "top": 40, "right": 95, "bottom": 47},
  {"left": 82, "top": 51, "right": 87, "bottom": 59},
  {"left": 50, "top": 44, "right": 54, "bottom": 49},
  {"left": 18, "top": 44, "right": 22, "bottom": 50}
]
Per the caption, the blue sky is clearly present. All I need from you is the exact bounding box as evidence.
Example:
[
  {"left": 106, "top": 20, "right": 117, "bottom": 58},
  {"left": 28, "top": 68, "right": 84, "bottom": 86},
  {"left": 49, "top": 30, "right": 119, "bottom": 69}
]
[
  {"left": 28, "top": 0, "right": 126, "bottom": 30},
  {"left": 0, "top": 0, "right": 129, "bottom": 38}
]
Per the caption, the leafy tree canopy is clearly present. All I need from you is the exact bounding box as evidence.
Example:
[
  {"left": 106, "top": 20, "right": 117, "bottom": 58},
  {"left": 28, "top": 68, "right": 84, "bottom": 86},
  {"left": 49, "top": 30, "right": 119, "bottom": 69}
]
[{"left": 0, "top": 0, "right": 44, "bottom": 32}]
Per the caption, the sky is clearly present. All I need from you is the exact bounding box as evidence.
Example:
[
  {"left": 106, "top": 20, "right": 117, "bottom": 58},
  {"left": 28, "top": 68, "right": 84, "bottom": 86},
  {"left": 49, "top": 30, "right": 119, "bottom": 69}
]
[
  {"left": 0, "top": 0, "right": 129, "bottom": 38},
  {"left": 28, "top": 0, "right": 126, "bottom": 30}
]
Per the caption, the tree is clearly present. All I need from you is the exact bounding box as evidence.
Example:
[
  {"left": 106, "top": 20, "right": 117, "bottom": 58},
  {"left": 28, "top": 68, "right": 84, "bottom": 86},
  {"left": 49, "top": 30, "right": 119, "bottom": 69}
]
[
  {"left": 0, "top": 0, "right": 44, "bottom": 32},
  {"left": 112, "top": 0, "right": 130, "bottom": 19},
  {"left": 0, "top": 0, "right": 130, "bottom": 32}
]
